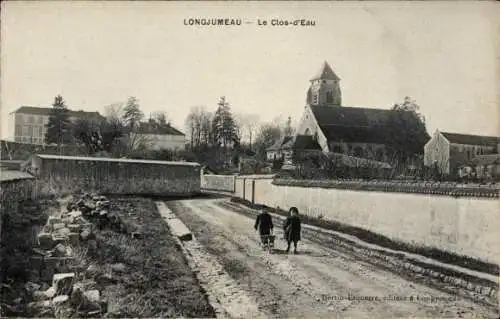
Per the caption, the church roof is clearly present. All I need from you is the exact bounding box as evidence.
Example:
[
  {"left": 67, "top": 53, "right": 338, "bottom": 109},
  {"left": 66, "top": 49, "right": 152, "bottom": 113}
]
[
  {"left": 293, "top": 135, "right": 322, "bottom": 150},
  {"left": 440, "top": 132, "right": 500, "bottom": 146},
  {"left": 310, "top": 61, "right": 340, "bottom": 81},
  {"left": 310, "top": 105, "right": 391, "bottom": 144}
]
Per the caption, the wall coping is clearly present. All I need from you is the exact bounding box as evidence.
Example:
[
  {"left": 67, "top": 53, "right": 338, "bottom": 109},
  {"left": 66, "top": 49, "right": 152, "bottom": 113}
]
[
  {"left": 0, "top": 170, "right": 35, "bottom": 183},
  {"left": 34, "top": 154, "right": 201, "bottom": 167},
  {"left": 235, "top": 174, "right": 275, "bottom": 180},
  {"left": 272, "top": 179, "right": 500, "bottom": 198}
]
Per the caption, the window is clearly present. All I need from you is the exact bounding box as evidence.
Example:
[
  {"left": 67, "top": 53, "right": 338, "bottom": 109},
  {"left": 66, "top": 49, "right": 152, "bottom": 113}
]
[
  {"left": 326, "top": 91, "right": 333, "bottom": 103},
  {"left": 15, "top": 125, "right": 22, "bottom": 136},
  {"left": 28, "top": 116, "right": 35, "bottom": 124},
  {"left": 38, "top": 127, "right": 43, "bottom": 137},
  {"left": 313, "top": 93, "right": 319, "bottom": 105},
  {"left": 37, "top": 116, "right": 43, "bottom": 124}
]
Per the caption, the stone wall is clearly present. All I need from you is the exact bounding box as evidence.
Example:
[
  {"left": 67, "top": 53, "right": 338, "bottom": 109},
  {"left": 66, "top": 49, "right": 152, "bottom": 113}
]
[
  {"left": 225, "top": 174, "right": 500, "bottom": 265},
  {"left": 201, "top": 174, "right": 235, "bottom": 192},
  {"left": 0, "top": 172, "right": 36, "bottom": 239},
  {"left": 31, "top": 155, "right": 201, "bottom": 197}
]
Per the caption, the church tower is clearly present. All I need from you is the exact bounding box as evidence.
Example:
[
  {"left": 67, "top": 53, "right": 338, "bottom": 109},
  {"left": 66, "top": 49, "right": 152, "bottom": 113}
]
[{"left": 306, "top": 61, "right": 341, "bottom": 107}]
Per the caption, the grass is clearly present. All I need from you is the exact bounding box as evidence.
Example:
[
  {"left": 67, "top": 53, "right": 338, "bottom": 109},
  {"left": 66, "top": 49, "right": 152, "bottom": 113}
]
[
  {"left": 84, "top": 197, "right": 216, "bottom": 318},
  {"left": 230, "top": 197, "right": 499, "bottom": 277}
]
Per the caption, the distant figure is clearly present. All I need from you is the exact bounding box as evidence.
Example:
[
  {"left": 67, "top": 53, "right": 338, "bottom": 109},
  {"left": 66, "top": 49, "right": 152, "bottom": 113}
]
[
  {"left": 254, "top": 209, "right": 274, "bottom": 245},
  {"left": 284, "top": 207, "right": 301, "bottom": 254}
]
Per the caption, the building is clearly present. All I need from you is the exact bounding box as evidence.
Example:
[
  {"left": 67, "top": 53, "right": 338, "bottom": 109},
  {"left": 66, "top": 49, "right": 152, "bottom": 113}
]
[
  {"left": 458, "top": 154, "right": 500, "bottom": 180},
  {"left": 266, "top": 136, "right": 294, "bottom": 161},
  {"left": 291, "top": 61, "right": 401, "bottom": 163},
  {"left": 8, "top": 106, "right": 103, "bottom": 145},
  {"left": 137, "top": 119, "right": 187, "bottom": 151},
  {"left": 424, "top": 130, "right": 500, "bottom": 175}
]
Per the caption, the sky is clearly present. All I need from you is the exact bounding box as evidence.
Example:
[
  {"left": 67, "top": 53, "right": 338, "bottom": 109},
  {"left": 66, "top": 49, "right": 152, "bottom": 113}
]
[{"left": 1, "top": 1, "right": 499, "bottom": 140}]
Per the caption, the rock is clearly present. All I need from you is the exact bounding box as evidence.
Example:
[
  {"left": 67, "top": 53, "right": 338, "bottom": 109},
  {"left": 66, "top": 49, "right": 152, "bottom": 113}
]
[
  {"left": 53, "top": 244, "right": 67, "bottom": 257},
  {"left": 68, "top": 233, "right": 80, "bottom": 246},
  {"left": 80, "top": 230, "right": 91, "bottom": 241},
  {"left": 68, "top": 224, "right": 82, "bottom": 232},
  {"left": 96, "top": 200, "right": 110, "bottom": 209},
  {"left": 44, "top": 286, "right": 57, "bottom": 299},
  {"left": 24, "top": 282, "right": 41, "bottom": 294},
  {"left": 53, "top": 223, "right": 66, "bottom": 231},
  {"left": 84, "top": 290, "right": 100, "bottom": 303},
  {"left": 99, "top": 210, "right": 108, "bottom": 217},
  {"left": 110, "top": 263, "right": 126, "bottom": 273},
  {"left": 33, "top": 290, "right": 49, "bottom": 301},
  {"left": 48, "top": 216, "right": 62, "bottom": 226},
  {"left": 70, "top": 285, "right": 85, "bottom": 308},
  {"left": 52, "top": 273, "right": 75, "bottom": 296},
  {"left": 52, "top": 295, "right": 69, "bottom": 305},
  {"left": 52, "top": 235, "right": 68, "bottom": 246},
  {"left": 38, "top": 233, "right": 54, "bottom": 250},
  {"left": 57, "top": 227, "right": 71, "bottom": 236},
  {"left": 69, "top": 210, "right": 83, "bottom": 219}
]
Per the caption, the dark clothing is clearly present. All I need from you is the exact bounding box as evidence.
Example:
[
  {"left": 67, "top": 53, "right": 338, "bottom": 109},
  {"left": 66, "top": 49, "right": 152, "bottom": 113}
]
[
  {"left": 255, "top": 212, "right": 274, "bottom": 235},
  {"left": 284, "top": 215, "right": 301, "bottom": 243}
]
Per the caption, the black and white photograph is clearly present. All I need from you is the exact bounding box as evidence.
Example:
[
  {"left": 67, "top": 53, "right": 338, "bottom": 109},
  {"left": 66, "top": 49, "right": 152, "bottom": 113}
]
[{"left": 0, "top": 1, "right": 499, "bottom": 318}]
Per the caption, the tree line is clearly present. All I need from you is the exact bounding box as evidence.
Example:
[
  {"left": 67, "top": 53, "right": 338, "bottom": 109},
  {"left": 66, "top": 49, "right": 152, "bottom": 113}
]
[{"left": 44, "top": 95, "right": 170, "bottom": 157}]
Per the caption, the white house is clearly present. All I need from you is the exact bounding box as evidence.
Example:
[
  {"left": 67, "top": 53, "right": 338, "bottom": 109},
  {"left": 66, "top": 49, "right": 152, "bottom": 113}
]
[{"left": 138, "top": 120, "right": 187, "bottom": 151}]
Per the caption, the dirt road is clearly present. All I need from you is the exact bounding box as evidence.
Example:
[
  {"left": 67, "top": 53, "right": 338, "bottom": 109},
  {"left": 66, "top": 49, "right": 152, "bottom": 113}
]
[{"left": 168, "top": 198, "right": 498, "bottom": 318}]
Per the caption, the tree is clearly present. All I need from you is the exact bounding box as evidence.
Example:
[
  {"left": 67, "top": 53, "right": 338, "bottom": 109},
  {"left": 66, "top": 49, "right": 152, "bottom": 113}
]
[
  {"left": 72, "top": 115, "right": 124, "bottom": 156},
  {"left": 284, "top": 116, "right": 295, "bottom": 137},
  {"left": 151, "top": 111, "right": 170, "bottom": 125},
  {"left": 211, "top": 96, "right": 238, "bottom": 149},
  {"left": 185, "top": 106, "right": 213, "bottom": 147},
  {"left": 253, "top": 122, "right": 282, "bottom": 159},
  {"left": 236, "top": 113, "right": 260, "bottom": 149},
  {"left": 119, "top": 96, "right": 149, "bottom": 154},
  {"left": 45, "top": 95, "right": 72, "bottom": 147},
  {"left": 385, "top": 97, "right": 430, "bottom": 164}
]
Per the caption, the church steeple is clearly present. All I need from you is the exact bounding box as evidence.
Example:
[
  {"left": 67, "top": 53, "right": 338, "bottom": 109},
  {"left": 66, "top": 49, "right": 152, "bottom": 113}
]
[{"left": 306, "top": 61, "right": 342, "bottom": 107}]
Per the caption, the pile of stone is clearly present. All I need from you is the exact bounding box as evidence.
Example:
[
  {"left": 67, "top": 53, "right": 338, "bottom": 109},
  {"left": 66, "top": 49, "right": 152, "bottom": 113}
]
[
  {"left": 26, "top": 273, "right": 107, "bottom": 317},
  {"left": 27, "top": 193, "right": 111, "bottom": 317}
]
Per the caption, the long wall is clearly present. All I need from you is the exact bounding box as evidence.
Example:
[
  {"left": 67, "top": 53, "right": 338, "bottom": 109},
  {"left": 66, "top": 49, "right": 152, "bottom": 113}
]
[
  {"left": 0, "top": 171, "right": 36, "bottom": 239},
  {"left": 201, "top": 174, "right": 235, "bottom": 192},
  {"left": 203, "top": 174, "right": 499, "bottom": 265},
  {"left": 32, "top": 154, "right": 201, "bottom": 197}
]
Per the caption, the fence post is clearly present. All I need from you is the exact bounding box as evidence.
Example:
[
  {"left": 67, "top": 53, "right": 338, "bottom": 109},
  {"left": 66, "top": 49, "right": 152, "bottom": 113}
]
[
  {"left": 252, "top": 180, "right": 256, "bottom": 204},
  {"left": 233, "top": 176, "right": 236, "bottom": 193},
  {"left": 242, "top": 178, "right": 246, "bottom": 201}
]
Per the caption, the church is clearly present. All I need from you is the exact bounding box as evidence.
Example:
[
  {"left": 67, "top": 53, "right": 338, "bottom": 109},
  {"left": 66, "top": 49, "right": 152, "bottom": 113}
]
[{"left": 268, "top": 61, "right": 396, "bottom": 166}]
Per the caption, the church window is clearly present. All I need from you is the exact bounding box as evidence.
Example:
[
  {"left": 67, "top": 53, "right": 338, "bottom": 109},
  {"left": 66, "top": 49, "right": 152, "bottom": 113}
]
[
  {"left": 313, "top": 94, "right": 318, "bottom": 104},
  {"left": 326, "top": 91, "right": 333, "bottom": 103}
]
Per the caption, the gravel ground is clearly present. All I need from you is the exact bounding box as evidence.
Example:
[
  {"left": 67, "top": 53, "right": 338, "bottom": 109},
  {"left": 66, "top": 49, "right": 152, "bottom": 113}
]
[{"left": 167, "top": 197, "right": 499, "bottom": 319}]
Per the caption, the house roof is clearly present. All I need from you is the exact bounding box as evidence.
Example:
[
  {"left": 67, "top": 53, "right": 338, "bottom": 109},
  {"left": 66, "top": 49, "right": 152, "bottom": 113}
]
[
  {"left": 266, "top": 135, "right": 293, "bottom": 151},
  {"left": 293, "top": 135, "right": 322, "bottom": 150},
  {"left": 11, "top": 106, "right": 103, "bottom": 118},
  {"left": 310, "top": 105, "right": 391, "bottom": 144},
  {"left": 441, "top": 132, "right": 500, "bottom": 147},
  {"left": 137, "top": 121, "right": 185, "bottom": 136},
  {"left": 310, "top": 61, "right": 340, "bottom": 81}
]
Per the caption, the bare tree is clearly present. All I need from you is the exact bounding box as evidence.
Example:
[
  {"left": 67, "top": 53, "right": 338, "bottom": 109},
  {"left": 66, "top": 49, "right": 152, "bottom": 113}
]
[
  {"left": 151, "top": 111, "right": 170, "bottom": 125},
  {"left": 236, "top": 113, "right": 260, "bottom": 149},
  {"left": 185, "top": 106, "right": 214, "bottom": 147}
]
